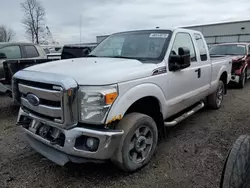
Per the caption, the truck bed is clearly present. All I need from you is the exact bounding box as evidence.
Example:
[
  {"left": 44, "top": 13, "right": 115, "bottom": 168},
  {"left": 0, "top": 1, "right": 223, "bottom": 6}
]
[{"left": 1, "top": 59, "right": 56, "bottom": 85}]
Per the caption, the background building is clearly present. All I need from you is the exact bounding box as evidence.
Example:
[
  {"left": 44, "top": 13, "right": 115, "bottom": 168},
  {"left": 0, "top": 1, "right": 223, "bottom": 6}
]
[{"left": 96, "top": 20, "right": 250, "bottom": 47}]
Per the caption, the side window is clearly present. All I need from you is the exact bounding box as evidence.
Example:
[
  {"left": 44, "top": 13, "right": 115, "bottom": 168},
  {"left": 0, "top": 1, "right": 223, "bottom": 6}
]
[
  {"left": 171, "top": 33, "right": 196, "bottom": 62},
  {"left": 248, "top": 45, "right": 250, "bottom": 55},
  {"left": 194, "top": 33, "right": 208, "bottom": 61},
  {"left": 0, "top": 46, "right": 21, "bottom": 59},
  {"left": 24, "top": 45, "right": 39, "bottom": 58}
]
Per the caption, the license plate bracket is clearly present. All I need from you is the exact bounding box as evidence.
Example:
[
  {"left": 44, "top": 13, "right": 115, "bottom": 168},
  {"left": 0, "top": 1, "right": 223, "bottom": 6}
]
[{"left": 29, "top": 120, "right": 41, "bottom": 134}]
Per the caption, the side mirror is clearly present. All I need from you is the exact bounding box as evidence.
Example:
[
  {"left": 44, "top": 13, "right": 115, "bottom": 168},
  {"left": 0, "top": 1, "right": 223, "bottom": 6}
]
[
  {"left": 169, "top": 47, "right": 191, "bottom": 71},
  {"left": 0, "top": 52, "right": 7, "bottom": 59}
]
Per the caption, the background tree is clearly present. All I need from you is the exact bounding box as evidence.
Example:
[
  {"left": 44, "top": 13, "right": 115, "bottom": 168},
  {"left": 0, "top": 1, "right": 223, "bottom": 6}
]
[
  {"left": 20, "top": 0, "right": 45, "bottom": 44},
  {"left": 0, "top": 25, "right": 15, "bottom": 42}
]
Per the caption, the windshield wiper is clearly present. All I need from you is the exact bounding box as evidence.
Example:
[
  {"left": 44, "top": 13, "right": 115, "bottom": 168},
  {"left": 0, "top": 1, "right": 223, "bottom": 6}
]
[
  {"left": 108, "top": 56, "right": 148, "bottom": 61},
  {"left": 107, "top": 56, "right": 135, "bottom": 59}
]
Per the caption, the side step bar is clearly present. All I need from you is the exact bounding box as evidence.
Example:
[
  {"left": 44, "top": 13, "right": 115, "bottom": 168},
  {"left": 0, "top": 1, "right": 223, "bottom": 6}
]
[{"left": 164, "top": 101, "right": 205, "bottom": 127}]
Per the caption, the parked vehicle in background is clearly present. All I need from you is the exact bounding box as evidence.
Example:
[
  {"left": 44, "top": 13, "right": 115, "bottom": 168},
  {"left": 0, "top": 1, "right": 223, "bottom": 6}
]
[
  {"left": 0, "top": 42, "right": 47, "bottom": 93},
  {"left": 61, "top": 44, "right": 97, "bottom": 59},
  {"left": 209, "top": 43, "right": 250, "bottom": 88},
  {"left": 0, "top": 43, "right": 47, "bottom": 78},
  {"left": 42, "top": 45, "right": 63, "bottom": 60},
  {"left": 13, "top": 28, "right": 232, "bottom": 172},
  {"left": 46, "top": 48, "right": 62, "bottom": 60}
]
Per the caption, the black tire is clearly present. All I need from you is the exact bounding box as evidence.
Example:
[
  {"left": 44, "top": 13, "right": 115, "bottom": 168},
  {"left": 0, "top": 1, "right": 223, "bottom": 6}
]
[
  {"left": 111, "top": 113, "right": 158, "bottom": 172},
  {"left": 207, "top": 80, "right": 225, "bottom": 109},
  {"left": 239, "top": 70, "right": 247, "bottom": 89},
  {"left": 220, "top": 135, "right": 250, "bottom": 188}
]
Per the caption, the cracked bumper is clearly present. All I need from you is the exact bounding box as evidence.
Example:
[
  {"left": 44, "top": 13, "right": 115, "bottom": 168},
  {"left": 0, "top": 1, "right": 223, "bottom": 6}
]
[
  {"left": 18, "top": 108, "right": 124, "bottom": 165},
  {"left": 230, "top": 75, "right": 240, "bottom": 83}
]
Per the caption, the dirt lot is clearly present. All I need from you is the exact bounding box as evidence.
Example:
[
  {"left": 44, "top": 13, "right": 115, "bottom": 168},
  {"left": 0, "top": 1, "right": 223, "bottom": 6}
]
[{"left": 1, "top": 84, "right": 250, "bottom": 188}]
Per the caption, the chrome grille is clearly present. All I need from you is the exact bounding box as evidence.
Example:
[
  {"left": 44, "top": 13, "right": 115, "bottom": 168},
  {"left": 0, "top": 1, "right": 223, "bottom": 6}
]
[
  {"left": 13, "top": 70, "right": 79, "bottom": 129},
  {"left": 18, "top": 83, "right": 64, "bottom": 123}
]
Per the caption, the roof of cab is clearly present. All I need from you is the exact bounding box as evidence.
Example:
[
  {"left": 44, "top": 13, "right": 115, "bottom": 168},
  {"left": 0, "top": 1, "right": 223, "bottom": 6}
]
[
  {"left": 112, "top": 28, "right": 201, "bottom": 35},
  {"left": 213, "top": 42, "right": 250, "bottom": 46},
  {"left": 0, "top": 42, "right": 36, "bottom": 46}
]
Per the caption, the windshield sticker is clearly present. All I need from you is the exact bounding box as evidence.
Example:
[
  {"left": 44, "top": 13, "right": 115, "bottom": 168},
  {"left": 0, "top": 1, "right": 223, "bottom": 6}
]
[
  {"left": 237, "top": 45, "right": 245, "bottom": 48},
  {"left": 149, "top": 33, "right": 169, "bottom": 38}
]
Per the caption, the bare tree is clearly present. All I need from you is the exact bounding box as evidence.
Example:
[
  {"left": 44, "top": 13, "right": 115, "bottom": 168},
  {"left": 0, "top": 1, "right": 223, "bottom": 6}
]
[
  {"left": 20, "top": 0, "right": 45, "bottom": 44},
  {"left": 0, "top": 25, "right": 15, "bottom": 42}
]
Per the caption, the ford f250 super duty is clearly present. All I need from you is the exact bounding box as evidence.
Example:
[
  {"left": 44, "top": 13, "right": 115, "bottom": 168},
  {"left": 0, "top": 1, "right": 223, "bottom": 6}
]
[{"left": 13, "top": 28, "right": 232, "bottom": 172}]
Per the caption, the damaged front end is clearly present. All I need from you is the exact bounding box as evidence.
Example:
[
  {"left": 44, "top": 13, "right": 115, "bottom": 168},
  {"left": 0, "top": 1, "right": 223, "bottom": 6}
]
[{"left": 231, "top": 56, "right": 247, "bottom": 83}]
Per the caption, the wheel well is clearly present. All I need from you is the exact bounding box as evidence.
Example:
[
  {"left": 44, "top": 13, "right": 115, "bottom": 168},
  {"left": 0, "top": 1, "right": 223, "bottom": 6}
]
[
  {"left": 125, "top": 96, "right": 165, "bottom": 138},
  {"left": 220, "top": 72, "right": 228, "bottom": 94}
]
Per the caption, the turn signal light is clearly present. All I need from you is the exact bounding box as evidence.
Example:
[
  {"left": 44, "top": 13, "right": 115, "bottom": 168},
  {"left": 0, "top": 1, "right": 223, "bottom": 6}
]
[{"left": 105, "top": 92, "right": 118, "bottom": 105}]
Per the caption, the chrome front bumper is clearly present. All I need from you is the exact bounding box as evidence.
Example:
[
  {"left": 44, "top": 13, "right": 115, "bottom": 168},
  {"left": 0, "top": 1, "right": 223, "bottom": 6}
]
[{"left": 18, "top": 108, "right": 124, "bottom": 165}]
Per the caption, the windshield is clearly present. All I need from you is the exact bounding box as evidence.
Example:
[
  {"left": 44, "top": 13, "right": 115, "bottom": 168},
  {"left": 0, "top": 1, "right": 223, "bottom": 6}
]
[
  {"left": 209, "top": 44, "right": 246, "bottom": 56},
  {"left": 89, "top": 30, "right": 172, "bottom": 62}
]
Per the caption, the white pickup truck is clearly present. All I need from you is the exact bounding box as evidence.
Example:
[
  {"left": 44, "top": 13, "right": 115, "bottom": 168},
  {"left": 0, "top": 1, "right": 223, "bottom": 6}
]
[{"left": 13, "top": 28, "right": 232, "bottom": 172}]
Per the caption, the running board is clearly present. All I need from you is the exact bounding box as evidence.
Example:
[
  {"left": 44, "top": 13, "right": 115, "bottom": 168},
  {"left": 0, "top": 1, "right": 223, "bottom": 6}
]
[{"left": 164, "top": 101, "right": 205, "bottom": 127}]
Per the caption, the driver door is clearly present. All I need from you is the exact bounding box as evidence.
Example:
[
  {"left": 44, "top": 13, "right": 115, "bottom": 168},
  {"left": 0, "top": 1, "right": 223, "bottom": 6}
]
[{"left": 165, "top": 32, "right": 201, "bottom": 116}]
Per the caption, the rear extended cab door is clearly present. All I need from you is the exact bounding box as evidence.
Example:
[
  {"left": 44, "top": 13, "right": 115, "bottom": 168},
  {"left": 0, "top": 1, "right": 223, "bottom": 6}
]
[
  {"left": 164, "top": 30, "right": 211, "bottom": 116},
  {"left": 192, "top": 33, "right": 212, "bottom": 93}
]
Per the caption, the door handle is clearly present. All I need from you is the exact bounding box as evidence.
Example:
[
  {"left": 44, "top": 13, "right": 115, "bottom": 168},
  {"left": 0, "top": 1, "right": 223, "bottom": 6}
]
[{"left": 195, "top": 68, "right": 201, "bottom": 78}]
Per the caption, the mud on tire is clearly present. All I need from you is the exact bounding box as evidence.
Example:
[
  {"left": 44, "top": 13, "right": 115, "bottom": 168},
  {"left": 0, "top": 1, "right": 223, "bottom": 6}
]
[
  {"left": 207, "top": 80, "right": 224, "bottom": 109},
  {"left": 111, "top": 113, "right": 158, "bottom": 172}
]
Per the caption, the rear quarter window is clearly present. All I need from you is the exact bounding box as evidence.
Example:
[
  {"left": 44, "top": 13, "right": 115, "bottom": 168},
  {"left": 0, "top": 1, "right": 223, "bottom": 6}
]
[
  {"left": 194, "top": 33, "right": 208, "bottom": 61},
  {"left": 24, "top": 45, "right": 39, "bottom": 58}
]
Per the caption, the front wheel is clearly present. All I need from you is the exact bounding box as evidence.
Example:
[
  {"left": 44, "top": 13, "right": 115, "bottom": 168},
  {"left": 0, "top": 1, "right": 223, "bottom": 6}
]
[
  {"left": 111, "top": 113, "right": 158, "bottom": 172},
  {"left": 207, "top": 80, "right": 225, "bottom": 109},
  {"left": 239, "top": 70, "right": 247, "bottom": 89}
]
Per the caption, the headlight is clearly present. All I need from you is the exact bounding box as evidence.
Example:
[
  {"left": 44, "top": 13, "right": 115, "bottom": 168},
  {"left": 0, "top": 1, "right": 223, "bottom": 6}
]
[{"left": 78, "top": 85, "right": 118, "bottom": 124}]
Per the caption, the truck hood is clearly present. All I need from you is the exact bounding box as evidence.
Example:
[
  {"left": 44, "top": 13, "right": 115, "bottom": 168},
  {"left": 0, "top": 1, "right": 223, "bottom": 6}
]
[{"left": 25, "top": 57, "right": 158, "bottom": 85}]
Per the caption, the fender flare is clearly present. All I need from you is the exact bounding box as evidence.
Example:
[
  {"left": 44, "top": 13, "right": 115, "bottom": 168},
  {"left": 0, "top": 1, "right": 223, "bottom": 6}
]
[
  {"left": 105, "top": 83, "right": 166, "bottom": 124},
  {"left": 216, "top": 65, "right": 228, "bottom": 82}
]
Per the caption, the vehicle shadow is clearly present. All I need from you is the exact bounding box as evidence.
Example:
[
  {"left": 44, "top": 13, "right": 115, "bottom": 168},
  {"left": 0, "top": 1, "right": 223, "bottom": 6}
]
[{"left": 62, "top": 161, "right": 130, "bottom": 180}]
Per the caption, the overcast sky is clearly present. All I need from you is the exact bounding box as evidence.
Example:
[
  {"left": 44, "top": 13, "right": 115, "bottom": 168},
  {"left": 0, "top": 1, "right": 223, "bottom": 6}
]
[{"left": 1, "top": 0, "right": 250, "bottom": 44}]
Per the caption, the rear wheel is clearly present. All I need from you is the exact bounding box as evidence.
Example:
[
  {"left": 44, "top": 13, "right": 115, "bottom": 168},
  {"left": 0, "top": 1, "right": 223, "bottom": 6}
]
[
  {"left": 111, "top": 113, "right": 158, "bottom": 172},
  {"left": 207, "top": 80, "right": 224, "bottom": 109}
]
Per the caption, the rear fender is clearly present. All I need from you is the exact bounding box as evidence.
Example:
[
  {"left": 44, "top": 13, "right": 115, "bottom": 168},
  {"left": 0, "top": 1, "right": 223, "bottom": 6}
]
[
  {"left": 105, "top": 83, "right": 167, "bottom": 124},
  {"left": 211, "top": 65, "right": 229, "bottom": 93}
]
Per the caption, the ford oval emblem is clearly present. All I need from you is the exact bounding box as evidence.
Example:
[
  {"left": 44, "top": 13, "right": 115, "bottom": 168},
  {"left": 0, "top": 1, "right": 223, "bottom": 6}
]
[{"left": 26, "top": 93, "right": 40, "bottom": 106}]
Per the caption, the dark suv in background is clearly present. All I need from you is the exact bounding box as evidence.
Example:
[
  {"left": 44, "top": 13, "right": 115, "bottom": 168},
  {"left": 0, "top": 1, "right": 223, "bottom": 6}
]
[{"left": 61, "top": 43, "right": 97, "bottom": 59}]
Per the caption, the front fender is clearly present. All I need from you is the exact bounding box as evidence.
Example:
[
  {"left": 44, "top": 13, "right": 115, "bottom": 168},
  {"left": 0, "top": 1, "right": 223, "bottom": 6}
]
[{"left": 105, "top": 83, "right": 166, "bottom": 124}]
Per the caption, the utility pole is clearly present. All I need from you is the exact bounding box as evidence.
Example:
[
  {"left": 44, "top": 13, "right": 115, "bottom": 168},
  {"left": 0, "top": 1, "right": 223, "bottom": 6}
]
[{"left": 80, "top": 15, "right": 82, "bottom": 45}]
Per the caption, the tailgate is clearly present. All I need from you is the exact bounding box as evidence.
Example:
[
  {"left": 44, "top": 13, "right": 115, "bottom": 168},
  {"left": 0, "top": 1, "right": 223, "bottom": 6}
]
[{"left": 3, "top": 59, "right": 55, "bottom": 84}]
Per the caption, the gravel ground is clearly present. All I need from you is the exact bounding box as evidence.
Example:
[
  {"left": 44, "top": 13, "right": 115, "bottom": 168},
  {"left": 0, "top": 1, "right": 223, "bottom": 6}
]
[{"left": 1, "top": 84, "right": 250, "bottom": 188}]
